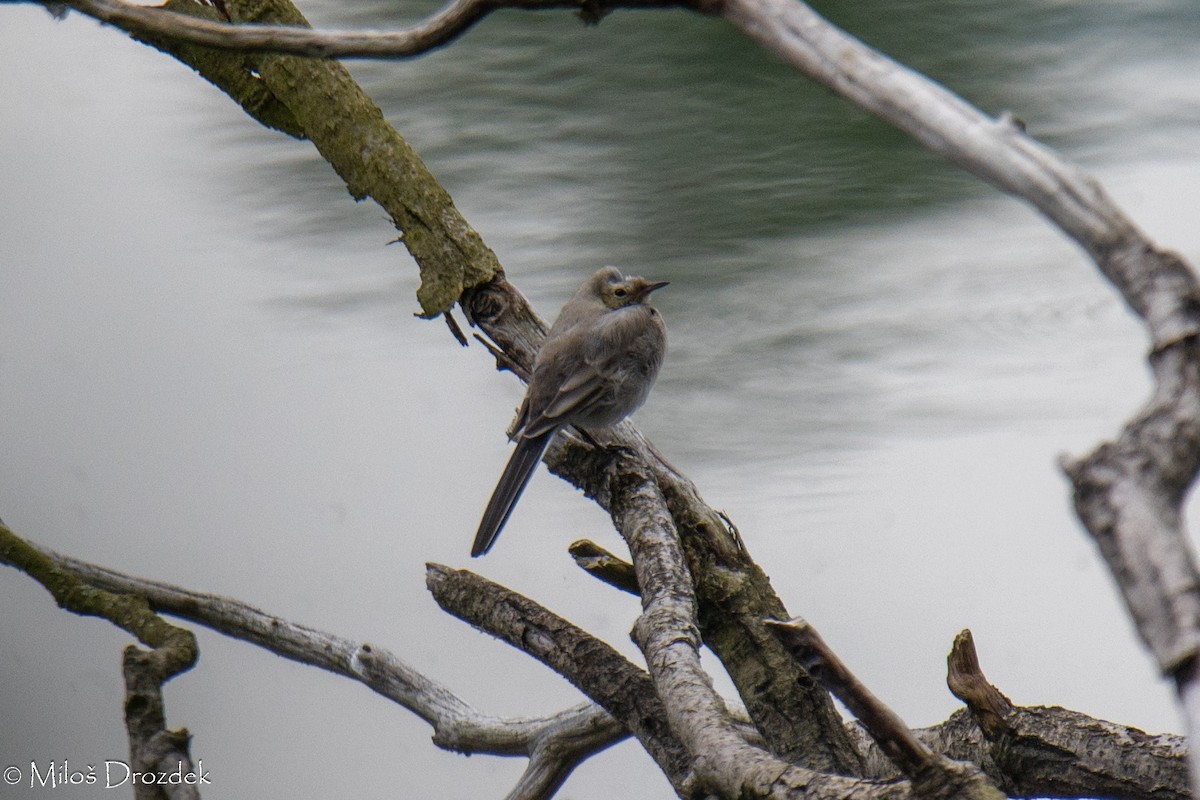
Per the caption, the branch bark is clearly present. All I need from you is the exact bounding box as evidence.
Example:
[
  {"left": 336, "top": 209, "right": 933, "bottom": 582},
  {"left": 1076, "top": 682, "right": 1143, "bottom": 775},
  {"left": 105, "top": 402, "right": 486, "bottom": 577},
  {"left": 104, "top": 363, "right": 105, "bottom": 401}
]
[
  {"left": 0, "top": 523, "right": 201, "bottom": 799},
  {"left": 1, "top": 526, "right": 628, "bottom": 800},
  {"left": 942, "top": 630, "right": 1188, "bottom": 800},
  {"left": 429, "top": 524, "right": 914, "bottom": 799},
  {"left": 427, "top": 563, "right": 694, "bottom": 795},
  {"left": 601, "top": 454, "right": 924, "bottom": 799}
]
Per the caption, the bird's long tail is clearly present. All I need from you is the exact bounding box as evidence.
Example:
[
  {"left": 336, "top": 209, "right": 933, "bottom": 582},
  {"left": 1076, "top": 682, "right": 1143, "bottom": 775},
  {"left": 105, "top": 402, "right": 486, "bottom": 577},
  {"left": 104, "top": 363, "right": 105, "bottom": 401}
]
[{"left": 471, "top": 431, "right": 554, "bottom": 557}]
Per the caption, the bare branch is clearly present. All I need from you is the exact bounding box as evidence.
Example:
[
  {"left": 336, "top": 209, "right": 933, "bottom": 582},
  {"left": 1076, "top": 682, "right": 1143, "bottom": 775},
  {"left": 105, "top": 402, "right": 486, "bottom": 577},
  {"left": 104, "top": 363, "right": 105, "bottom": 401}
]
[
  {"left": 765, "top": 618, "right": 1003, "bottom": 800},
  {"left": 603, "top": 455, "right": 910, "bottom": 799},
  {"left": 122, "top": 650, "right": 202, "bottom": 800},
  {"left": 0, "top": 523, "right": 202, "bottom": 798},
  {"left": 426, "top": 563, "right": 694, "bottom": 795},
  {"left": 1062, "top": 338, "right": 1200, "bottom": 673},
  {"left": 766, "top": 618, "right": 936, "bottom": 780},
  {"left": 3, "top": 529, "right": 627, "bottom": 798},
  {"left": 709, "top": 5, "right": 1200, "bottom": 786},
  {"left": 40, "top": 0, "right": 692, "bottom": 59}
]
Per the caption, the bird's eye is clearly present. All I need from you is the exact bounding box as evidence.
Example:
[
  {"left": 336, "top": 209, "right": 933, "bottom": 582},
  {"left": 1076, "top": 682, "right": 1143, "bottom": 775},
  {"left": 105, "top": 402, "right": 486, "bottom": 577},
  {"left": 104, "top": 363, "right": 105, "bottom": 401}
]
[{"left": 614, "top": 288, "right": 628, "bottom": 298}]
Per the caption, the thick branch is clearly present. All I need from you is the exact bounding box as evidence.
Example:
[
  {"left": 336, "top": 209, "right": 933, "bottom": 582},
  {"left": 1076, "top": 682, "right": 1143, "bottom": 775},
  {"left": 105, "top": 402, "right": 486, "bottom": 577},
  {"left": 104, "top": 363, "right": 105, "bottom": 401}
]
[
  {"left": 1062, "top": 337, "right": 1200, "bottom": 673},
  {"left": 425, "top": 563, "right": 694, "bottom": 796},
  {"left": 765, "top": 618, "right": 1002, "bottom": 800},
  {"left": 602, "top": 456, "right": 911, "bottom": 799}
]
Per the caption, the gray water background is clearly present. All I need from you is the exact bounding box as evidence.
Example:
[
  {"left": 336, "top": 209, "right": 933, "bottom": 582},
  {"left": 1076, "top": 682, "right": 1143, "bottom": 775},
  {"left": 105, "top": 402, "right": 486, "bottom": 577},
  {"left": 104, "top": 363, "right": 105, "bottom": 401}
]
[{"left": 2, "top": 1, "right": 1199, "bottom": 797}]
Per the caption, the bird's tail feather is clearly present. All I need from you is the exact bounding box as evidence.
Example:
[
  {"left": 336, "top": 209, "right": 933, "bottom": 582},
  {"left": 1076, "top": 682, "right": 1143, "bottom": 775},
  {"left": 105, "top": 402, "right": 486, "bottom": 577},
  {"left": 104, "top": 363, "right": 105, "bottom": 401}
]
[{"left": 471, "top": 432, "right": 553, "bottom": 557}]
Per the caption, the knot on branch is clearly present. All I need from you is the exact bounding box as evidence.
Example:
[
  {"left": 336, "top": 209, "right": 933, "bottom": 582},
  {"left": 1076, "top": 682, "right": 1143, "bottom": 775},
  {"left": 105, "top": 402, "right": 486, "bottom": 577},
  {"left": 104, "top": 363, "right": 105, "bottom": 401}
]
[
  {"left": 461, "top": 274, "right": 514, "bottom": 326},
  {"left": 461, "top": 275, "right": 547, "bottom": 376}
]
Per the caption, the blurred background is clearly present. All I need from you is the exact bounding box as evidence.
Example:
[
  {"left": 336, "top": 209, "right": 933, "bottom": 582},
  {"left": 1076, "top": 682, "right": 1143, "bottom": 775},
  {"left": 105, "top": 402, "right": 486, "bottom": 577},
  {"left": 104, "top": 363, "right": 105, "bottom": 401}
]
[{"left": 2, "top": 0, "right": 1199, "bottom": 796}]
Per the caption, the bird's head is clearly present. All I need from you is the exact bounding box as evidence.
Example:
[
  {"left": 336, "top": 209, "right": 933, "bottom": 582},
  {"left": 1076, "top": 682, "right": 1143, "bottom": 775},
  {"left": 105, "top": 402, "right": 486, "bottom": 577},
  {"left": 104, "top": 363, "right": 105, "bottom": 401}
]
[{"left": 593, "top": 266, "right": 669, "bottom": 310}]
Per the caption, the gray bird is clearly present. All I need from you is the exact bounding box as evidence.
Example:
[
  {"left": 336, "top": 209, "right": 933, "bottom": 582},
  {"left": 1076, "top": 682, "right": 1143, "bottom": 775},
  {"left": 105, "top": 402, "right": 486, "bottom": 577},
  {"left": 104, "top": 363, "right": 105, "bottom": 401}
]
[{"left": 472, "top": 266, "right": 669, "bottom": 557}]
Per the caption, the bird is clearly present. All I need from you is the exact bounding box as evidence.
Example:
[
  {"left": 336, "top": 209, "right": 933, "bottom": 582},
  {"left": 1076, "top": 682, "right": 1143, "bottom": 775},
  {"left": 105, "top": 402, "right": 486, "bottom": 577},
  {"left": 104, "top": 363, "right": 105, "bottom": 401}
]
[{"left": 471, "top": 266, "right": 669, "bottom": 557}]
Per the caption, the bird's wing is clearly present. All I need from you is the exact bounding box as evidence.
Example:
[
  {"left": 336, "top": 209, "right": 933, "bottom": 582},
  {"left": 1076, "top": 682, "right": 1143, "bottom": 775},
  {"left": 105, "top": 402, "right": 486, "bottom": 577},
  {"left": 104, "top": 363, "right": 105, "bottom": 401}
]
[
  {"left": 541, "top": 370, "right": 608, "bottom": 423},
  {"left": 522, "top": 362, "right": 607, "bottom": 438},
  {"left": 522, "top": 308, "right": 651, "bottom": 437}
]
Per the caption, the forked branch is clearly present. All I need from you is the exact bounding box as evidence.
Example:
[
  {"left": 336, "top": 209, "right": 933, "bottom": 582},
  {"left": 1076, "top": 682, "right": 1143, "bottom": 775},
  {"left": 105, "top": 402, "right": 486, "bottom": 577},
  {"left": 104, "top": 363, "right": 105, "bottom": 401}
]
[{"left": 0, "top": 525, "right": 627, "bottom": 800}]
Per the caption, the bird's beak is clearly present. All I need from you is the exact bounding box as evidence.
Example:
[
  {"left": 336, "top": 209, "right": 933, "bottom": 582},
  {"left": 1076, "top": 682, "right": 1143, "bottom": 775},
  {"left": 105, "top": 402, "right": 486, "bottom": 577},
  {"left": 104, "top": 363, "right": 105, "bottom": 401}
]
[{"left": 632, "top": 280, "right": 670, "bottom": 300}]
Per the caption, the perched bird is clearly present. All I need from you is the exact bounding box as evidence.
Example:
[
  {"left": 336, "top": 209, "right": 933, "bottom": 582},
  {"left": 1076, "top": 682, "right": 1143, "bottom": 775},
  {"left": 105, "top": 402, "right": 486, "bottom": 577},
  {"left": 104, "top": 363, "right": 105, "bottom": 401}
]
[{"left": 472, "top": 267, "right": 669, "bottom": 557}]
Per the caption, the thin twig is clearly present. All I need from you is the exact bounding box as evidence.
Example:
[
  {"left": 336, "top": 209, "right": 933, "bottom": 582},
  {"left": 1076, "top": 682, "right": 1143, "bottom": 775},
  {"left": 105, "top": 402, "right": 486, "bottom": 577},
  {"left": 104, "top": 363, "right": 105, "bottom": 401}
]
[
  {"left": 473, "top": 332, "right": 529, "bottom": 380},
  {"left": 443, "top": 309, "right": 469, "bottom": 347}
]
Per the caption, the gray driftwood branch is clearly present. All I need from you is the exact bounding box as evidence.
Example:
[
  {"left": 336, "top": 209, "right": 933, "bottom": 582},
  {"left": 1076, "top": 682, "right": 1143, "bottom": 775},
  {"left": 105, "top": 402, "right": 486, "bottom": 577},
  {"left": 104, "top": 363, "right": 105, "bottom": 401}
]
[
  {"left": 600, "top": 455, "right": 916, "bottom": 798},
  {"left": 0, "top": 526, "right": 625, "bottom": 800}
]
